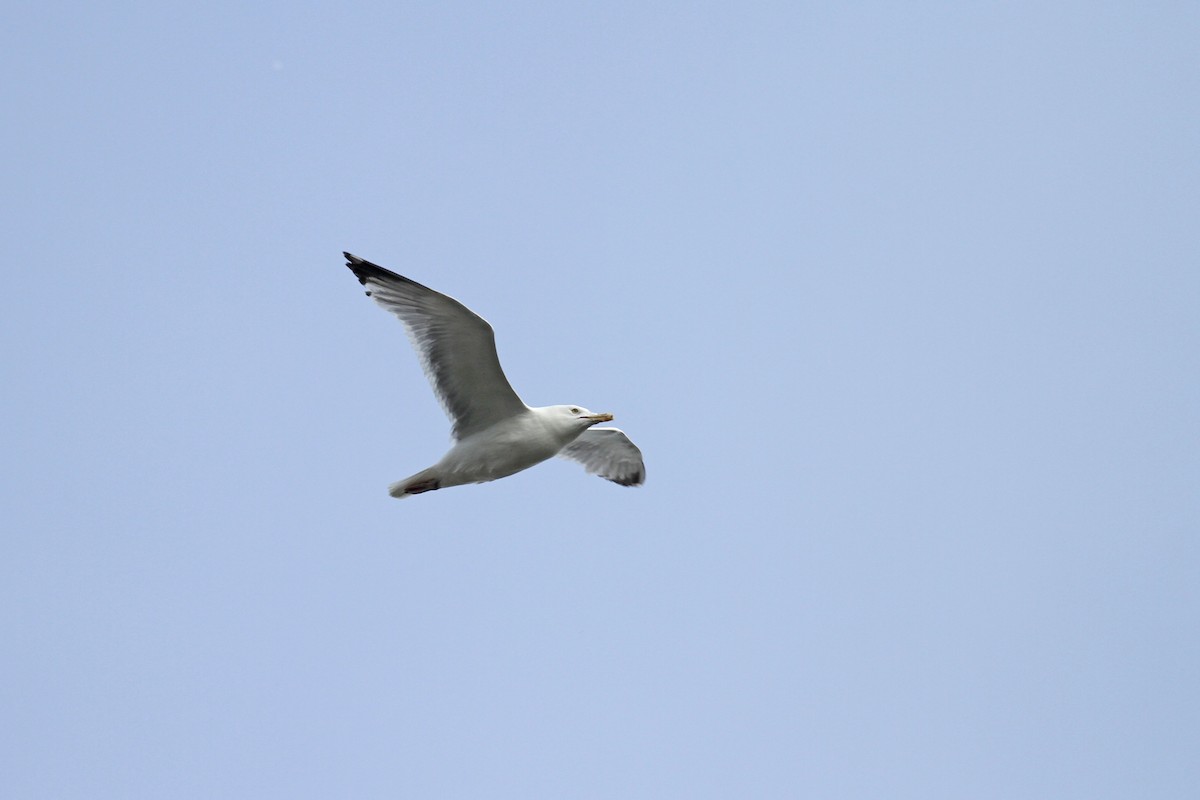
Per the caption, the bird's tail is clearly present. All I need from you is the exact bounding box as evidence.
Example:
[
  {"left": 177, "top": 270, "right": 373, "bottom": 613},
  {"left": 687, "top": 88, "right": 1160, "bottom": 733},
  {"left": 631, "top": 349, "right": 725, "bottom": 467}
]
[{"left": 388, "top": 467, "right": 441, "bottom": 499}]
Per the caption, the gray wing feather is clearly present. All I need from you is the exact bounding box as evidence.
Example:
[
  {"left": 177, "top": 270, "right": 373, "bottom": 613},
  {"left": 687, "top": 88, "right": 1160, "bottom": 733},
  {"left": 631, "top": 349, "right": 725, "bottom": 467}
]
[
  {"left": 344, "top": 252, "right": 527, "bottom": 440},
  {"left": 560, "top": 428, "right": 645, "bottom": 486}
]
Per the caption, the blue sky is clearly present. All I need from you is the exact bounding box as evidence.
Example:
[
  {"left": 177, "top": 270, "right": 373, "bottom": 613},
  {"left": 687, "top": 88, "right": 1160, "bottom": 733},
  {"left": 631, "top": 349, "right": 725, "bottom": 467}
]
[{"left": 4, "top": 2, "right": 1198, "bottom": 797}]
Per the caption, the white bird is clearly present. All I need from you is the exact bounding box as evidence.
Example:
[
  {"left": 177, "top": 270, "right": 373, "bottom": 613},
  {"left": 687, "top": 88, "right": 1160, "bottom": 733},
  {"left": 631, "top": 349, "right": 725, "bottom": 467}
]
[{"left": 344, "top": 252, "right": 645, "bottom": 499}]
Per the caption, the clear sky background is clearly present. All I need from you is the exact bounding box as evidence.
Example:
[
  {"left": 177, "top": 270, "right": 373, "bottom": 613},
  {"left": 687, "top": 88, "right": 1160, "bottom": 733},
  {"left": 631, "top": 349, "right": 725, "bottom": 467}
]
[{"left": 3, "top": 2, "right": 1198, "bottom": 797}]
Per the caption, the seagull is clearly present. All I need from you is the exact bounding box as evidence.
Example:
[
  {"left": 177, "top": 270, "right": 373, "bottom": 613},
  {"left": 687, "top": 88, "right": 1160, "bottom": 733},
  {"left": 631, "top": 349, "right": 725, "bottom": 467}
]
[{"left": 343, "top": 252, "right": 645, "bottom": 499}]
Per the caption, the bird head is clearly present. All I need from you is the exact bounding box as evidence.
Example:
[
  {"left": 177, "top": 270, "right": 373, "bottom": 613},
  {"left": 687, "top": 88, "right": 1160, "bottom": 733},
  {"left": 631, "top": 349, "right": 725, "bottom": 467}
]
[{"left": 561, "top": 405, "right": 614, "bottom": 427}]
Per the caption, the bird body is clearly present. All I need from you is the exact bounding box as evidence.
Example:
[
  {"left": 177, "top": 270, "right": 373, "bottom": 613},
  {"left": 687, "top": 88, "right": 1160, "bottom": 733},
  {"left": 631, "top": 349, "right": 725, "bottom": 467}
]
[
  {"left": 391, "top": 405, "right": 604, "bottom": 497},
  {"left": 343, "top": 253, "right": 644, "bottom": 499}
]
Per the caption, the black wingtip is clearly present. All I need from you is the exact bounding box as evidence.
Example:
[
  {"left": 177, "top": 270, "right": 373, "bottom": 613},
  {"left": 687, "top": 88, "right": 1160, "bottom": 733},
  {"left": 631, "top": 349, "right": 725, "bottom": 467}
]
[
  {"left": 343, "top": 251, "right": 402, "bottom": 287},
  {"left": 609, "top": 469, "right": 644, "bottom": 487},
  {"left": 342, "top": 252, "right": 436, "bottom": 300}
]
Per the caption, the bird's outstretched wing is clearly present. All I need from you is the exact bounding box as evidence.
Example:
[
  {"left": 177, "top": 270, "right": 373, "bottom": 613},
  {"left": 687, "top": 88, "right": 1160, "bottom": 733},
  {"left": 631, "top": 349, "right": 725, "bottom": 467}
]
[
  {"left": 344, "top": 252, "right": 527, "bottom": 440},
  {"left": 560, "top": 428, "right": 645, "bottom": 486}
]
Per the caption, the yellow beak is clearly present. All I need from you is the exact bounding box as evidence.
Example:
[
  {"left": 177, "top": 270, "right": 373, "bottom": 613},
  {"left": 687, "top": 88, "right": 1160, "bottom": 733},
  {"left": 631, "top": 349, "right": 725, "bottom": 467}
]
[{"left": 584, "top": 412, "right": 614, "bottom": 423}]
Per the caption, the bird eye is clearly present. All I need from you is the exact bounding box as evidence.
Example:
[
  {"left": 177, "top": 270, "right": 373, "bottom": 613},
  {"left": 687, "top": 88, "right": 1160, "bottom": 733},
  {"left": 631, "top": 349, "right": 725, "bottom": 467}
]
[{"left": 570, "top": 407, "right": 581, "bottom": 415}]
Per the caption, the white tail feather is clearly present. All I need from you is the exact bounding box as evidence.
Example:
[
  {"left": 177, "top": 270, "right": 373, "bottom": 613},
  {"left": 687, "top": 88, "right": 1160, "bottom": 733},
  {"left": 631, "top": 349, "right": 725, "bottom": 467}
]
[{"left": 388, "top": 467, "right": 440, "bottom": 499}]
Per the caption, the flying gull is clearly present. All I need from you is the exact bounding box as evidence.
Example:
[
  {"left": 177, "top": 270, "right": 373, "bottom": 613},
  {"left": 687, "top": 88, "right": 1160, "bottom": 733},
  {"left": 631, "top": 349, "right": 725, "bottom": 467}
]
[{"left": 343, "top": 252, "right": 645, "bottom": 498}]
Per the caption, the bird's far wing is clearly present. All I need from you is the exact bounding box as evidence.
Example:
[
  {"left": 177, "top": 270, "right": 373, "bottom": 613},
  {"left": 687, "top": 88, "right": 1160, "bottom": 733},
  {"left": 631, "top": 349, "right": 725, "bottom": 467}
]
[
  {"left": 560, "top": 428, "right": 645, "bottom": 486},
  {"left": 344, "top": 252, "right": 527, "bottom": 440}
]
